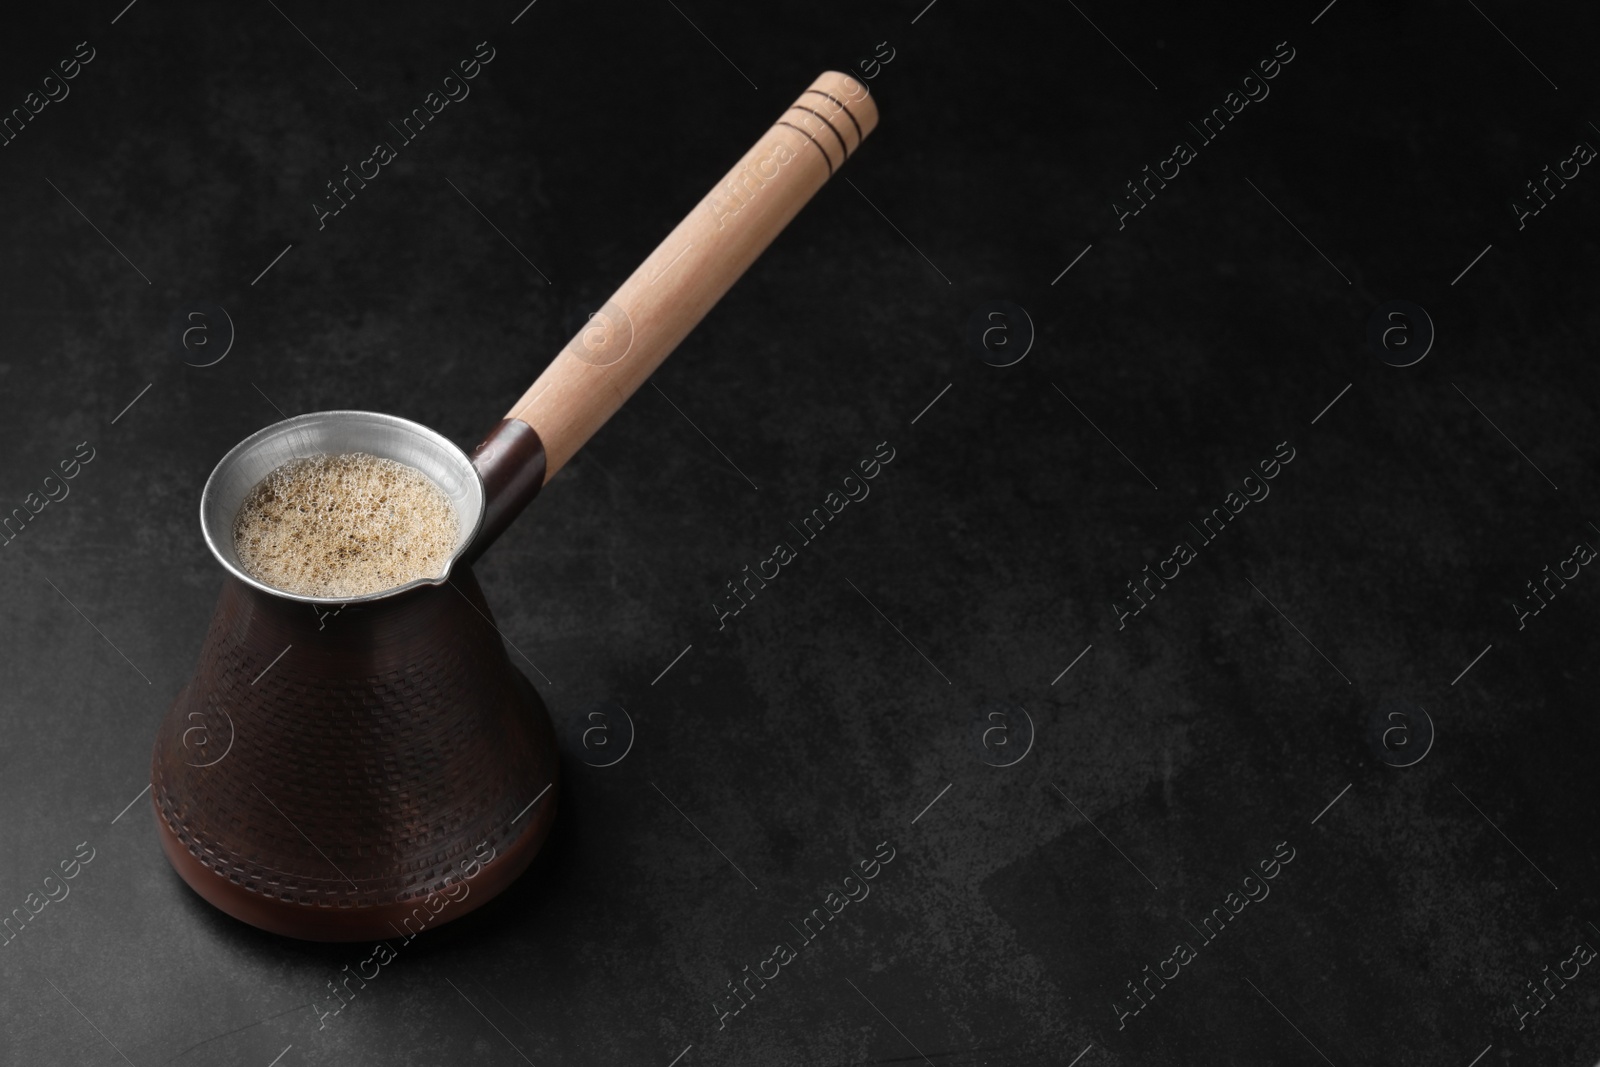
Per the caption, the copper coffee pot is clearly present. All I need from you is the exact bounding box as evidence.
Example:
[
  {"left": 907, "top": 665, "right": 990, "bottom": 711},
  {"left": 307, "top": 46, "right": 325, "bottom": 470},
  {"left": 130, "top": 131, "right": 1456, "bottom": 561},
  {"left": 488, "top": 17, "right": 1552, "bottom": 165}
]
[{"left": 151, "top": 72, "right": 877, "bottom": 941}]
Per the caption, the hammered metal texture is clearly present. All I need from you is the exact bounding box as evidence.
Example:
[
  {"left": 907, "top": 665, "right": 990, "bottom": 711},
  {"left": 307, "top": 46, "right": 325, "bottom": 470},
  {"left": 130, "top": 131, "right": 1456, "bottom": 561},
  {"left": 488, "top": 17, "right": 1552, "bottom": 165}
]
[{"left": 151, "top": 566, "right": 557, "bottom": 919}]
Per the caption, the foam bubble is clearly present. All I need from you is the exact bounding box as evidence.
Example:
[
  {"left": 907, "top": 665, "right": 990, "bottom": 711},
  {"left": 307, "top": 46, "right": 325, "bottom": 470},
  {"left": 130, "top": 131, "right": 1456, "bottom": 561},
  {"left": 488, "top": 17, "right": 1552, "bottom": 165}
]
[{"left": 232, "top": 452, "right": 460, "bottom": 598}]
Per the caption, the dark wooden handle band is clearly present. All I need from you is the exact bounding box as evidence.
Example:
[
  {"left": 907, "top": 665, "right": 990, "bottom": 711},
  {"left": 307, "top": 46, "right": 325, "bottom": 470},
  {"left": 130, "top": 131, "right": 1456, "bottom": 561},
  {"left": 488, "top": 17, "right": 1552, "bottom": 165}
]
[{"left": 465, "top": 418, "right": 547, "bottom": 561}]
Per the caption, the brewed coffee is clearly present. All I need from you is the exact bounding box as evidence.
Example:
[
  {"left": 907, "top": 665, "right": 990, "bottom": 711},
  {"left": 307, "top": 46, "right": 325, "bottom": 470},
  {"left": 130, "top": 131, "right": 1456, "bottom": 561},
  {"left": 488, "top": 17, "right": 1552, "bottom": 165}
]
[{"left": 232, "top": 452, "right": 458, "bottom": 598}]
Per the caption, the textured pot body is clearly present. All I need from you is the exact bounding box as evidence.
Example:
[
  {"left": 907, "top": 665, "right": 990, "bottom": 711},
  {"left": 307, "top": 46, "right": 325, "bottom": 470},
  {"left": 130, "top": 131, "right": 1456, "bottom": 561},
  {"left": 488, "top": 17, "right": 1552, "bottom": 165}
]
[{"left": 151, "top": 567, "right": 558, "bottom": 941}]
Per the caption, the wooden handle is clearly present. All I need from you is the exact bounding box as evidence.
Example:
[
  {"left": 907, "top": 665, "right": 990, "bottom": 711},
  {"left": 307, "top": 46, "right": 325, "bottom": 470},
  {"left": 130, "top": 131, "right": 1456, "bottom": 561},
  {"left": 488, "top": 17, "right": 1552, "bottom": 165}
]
[{"left": 506, "top": 71, "right": 878, "bottom": 481}]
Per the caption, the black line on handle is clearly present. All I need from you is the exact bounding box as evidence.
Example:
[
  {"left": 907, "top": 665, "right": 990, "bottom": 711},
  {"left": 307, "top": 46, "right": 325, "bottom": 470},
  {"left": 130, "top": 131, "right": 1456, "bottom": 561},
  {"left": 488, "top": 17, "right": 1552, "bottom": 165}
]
[
  {"left": 803, "top": 89, "right": 864, "bottom": 147},
  {"left": 789, "top": 104, "right": 850, "bottom": 159},
  {"left": 777, "top": 120, "right": 834, "bottom": 174}
]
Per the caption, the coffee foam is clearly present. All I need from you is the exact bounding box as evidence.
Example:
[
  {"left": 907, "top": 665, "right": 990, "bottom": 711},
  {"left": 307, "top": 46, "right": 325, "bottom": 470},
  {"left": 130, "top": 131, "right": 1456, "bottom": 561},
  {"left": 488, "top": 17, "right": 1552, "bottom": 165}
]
[{"left": 232, "top": 452, "right": 460, "bottom": 598}]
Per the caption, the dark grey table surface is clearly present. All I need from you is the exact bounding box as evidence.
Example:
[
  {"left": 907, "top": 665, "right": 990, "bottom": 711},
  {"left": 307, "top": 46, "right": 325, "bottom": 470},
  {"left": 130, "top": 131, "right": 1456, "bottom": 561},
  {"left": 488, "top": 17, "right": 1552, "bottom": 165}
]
[{"left": 2, "top": 1, "right": 1598, "bottom": 1064}]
